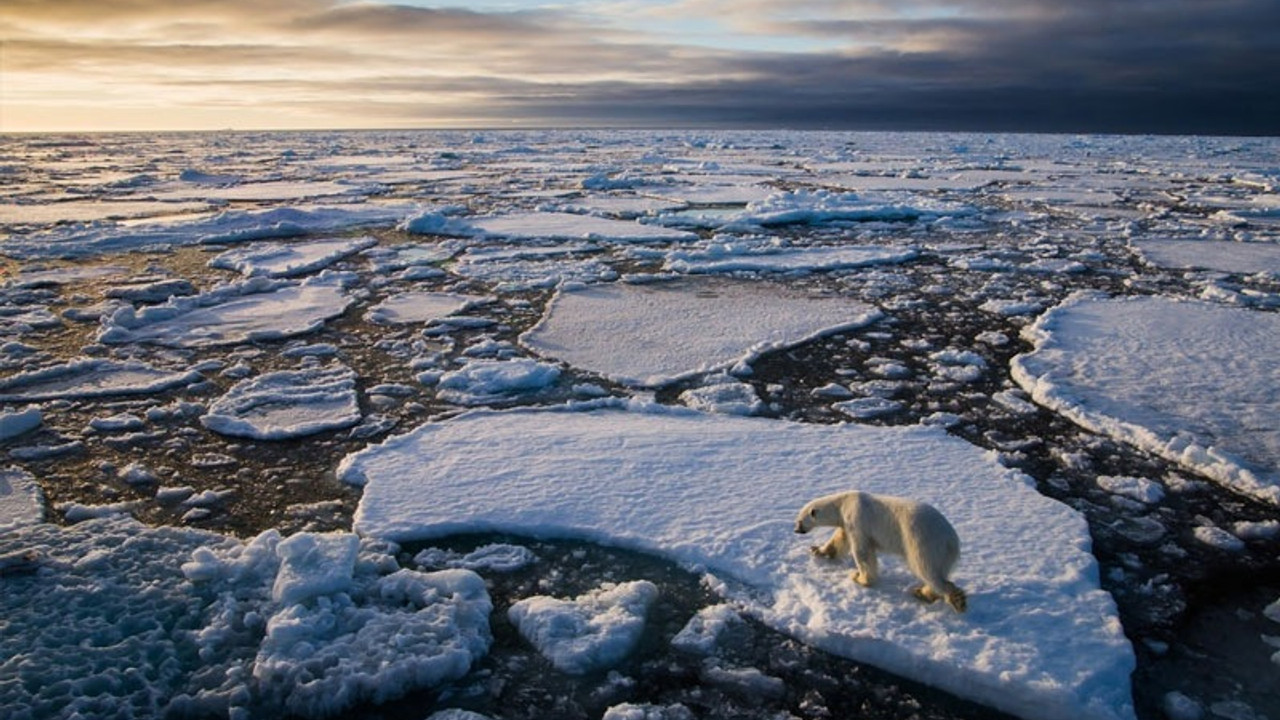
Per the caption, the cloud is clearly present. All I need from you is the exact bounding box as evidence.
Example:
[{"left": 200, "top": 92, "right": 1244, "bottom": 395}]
[{"left": 2, "top": 0, "right": 1276, "bottom": 134}]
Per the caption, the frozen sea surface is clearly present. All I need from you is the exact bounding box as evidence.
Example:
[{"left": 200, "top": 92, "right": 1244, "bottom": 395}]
[{"left": 2, "top": 129, "right": 1279, "bottom": 720}]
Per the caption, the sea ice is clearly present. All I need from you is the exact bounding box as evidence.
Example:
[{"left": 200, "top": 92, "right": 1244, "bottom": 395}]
[
  {"left": 433, "top": 358, "right": 562, "bottom": 406},
  {"left": 438, "top": 211, "right": 698, "bottom": 243},
  {"left": 665, "top": 244, "right": 918, "bottom": 274},
  {"left": 0, "top": 408, "right": 42, "bottom": 440},
  {"left": 0, "top": 467, "right": 42, "bottom": 530},
  {"left": 0, "top": 517, "right": 492, "bottom": 719},
  {"left": 99, "top": 273, "right": 354, "bottom": 348},
  {"left": 1131, "top": 239, "right": 1280, "bottom": 277},
  {"left": 1013, "top": 295, "right": 1280, "bottom": 504},
  {"left": 202, "top": 364, "right": 361, "bottom": 440},
  {"left": 339, "top": 403, "right": 1135, "bottom": 720},
  {"left": 365, "top": 291, "right": 491, "bottom": 326},
  {"left": 730, "top": 189, "right": 976, "bottom": 227},
  {"left": 0, "top": 358, "right": 202, "bottom": 402},
  {"left": 209, "top": 236, "right": 378, "bottom": 277},
  {"left": 520, "top": 278, "right": 882, "bottom": 387},
  {"left": 508, "top": 580, "right": 659, "bottom": 674}
]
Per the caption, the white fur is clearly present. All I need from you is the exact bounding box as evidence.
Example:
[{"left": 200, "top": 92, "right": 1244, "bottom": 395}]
[{"left": 795, "top": 490, "right": 966, "bottom": 611}]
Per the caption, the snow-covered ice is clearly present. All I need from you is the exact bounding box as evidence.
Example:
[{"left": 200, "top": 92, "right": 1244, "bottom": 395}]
[
  {"left": 0, "top": 467, "right": 43, "bottom": 530},
  {"left": 508, "top": 580, "right": 659, "bottom": 674},
  {"left": 0, "top": 359, "right": 202, "bottom": 402},
  {"left": 1013, "top": 295, "right": 1280, "bottom": 504},
  {"left": 365, "top": 291, "right": 491, "bottom": 325},
  {"left": 339, "top": 403, "right": 1135, "bottom": 720},
  {"left": 665, "top": 244, "right": 918, "bottom": 274},
  {"left": 209, "top": 236, "right": 378, "bottom": 277},
  {"left": 99, "top": 273, "right": 354, "bottom": 348},
  {"left": 432, "top": 358, "right": 562, "bottom": 405},
  {"left": 521, "top": 278, "right": 882, "bottom": 387},
  {"left": 202, "top": 364, "right": 361, "bottom": 440},
  {"left": 425, "top": 211, "right": 699, "bottom": 243}
]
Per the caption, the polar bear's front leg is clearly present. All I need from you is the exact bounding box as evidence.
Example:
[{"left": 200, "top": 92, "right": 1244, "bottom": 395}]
[
  {"left": 850, "top": 543, "right": 879, "bottom": 587},
  {"left": 811, "top": 526, "right": 848, "bottom": 559}
]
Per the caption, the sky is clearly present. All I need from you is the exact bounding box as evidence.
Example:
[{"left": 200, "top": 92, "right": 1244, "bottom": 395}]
[{"left": 1, "top": 0, "right": 1276, "bottom": 135}]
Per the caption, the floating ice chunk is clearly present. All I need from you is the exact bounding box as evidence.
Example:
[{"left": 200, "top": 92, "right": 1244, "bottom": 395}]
[
  {"left": 1233, "top": 520, "right": 1280, "bottom": 540},
  {"left": 1161, "top": 691, "right": 1203, "bottom": 720},
  {"left": 1132, "top": 239, "right": 1280, "bottom": 277},
  {"left": 340, "top": 404, "right": 1136, "bottom": 720},
  {"left": 1013, "top": 295, "right": 1280, "bottom": 505},
  {"left": 1096, "top": 476, "right": 1165, "bottom": 505},
  {"left": 671, "top": 604, "right": 742, "bottom": 655},
  {"left": 0, "top": 467, "right": 42, "bottom": 529},
  {"left": 414, "top": 543, "right": 537, "bottom": 573},
  {"left": 202, "top": 363, "right": 361, "bottom": 440},
  {"left": 99, "top": 273, "right": 354, "bottom": 348},
  {"left": 665, "top": 244, "right": 918, "bottom": 274},
  {"left": 209, "top": 236, "right": 378, "bottom": 277},
  {"left": 61, "top": 500, "right": 143, "bottom": 522},
  {"left": 272, "top": 532, "right": 360, "bottom": 605},
  {"left": 508, "top": 580, "right": 659, "bottom": 674},
  {"left": 834, "top": 396, "right": 903, "bottom": 419},
  {"left": 445, "top": 211, "right": 697, "bottom": 243},
  {"left": 521, "top": 278, "right": 881, "bottom": 387},
  {"left": 0, "top": 408, "right": 42, "bottom": 440},
  {"left": 679, "top": 375, "right": 764, "bottom": 416},
  {"left": 601, "top": 704, "right": 693, "bottom": 720},
  {"left": 365, "top": 291, "right": 490, "bottom": 326},
  {"left": 702, "top": 664, "right": 786, "bottom": 698},
  {"left": 89, "top": 413, "right": 147, "bottom": 433},
  {"left": 0, "top": 358, "right": 201, "bottom": 402},
  {"left": 434, "top": 359, "right": 561, "bottom": 406},
  {"left": 734, "top": 189, "right": 975, "bottom": 227},
  {"left": 1192, "top": 525, "right": 1245, "bottom": 552},
  {"left": 105, "top": 278, "right": 196, "bottom": 303}
]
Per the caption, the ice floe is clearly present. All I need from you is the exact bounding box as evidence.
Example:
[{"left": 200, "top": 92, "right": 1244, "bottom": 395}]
[
  {"left": 0, "top": 517, "right": 491, "bottom": 719},
  {"left": 99, "top": 273, "right": 354, "bottom": 348},
  {"left": 365, "top": 291, "right": 491, "bottom": 325},
  {"left": 339, "top": 403, "right": 1135, "bottom": 720},
  {"left": 520, "top": 278, "right": 882, "bottom": 387},
  {"left": 434, "top": 211, "right": 698, "bottom": 243},
  {"left": 1131, "top": 239, "right": 1280, "bottom": 277},
  {"left": 0, "top": 358, "right": 202, "bottom": 402},
  {"left": 0, "top": 467, "right": 42, "bottom": 530},
  {"left": 4, "top": 205, "right": 415, "bottom": 260},
  {"left": 202, "top": 364, "right": 361, "bottom": 440},
  {"left": 665, "top": 244, "right": 918, "bottom": 274},
  {"left": 209, "top": 236, "right": 378, "bottom": 278},
  {"left": 508, "top": 580, "right": 659, "bottom": 674},
  {"left": 1014, "top": 295, "right": 1280, "bottom": 504}
]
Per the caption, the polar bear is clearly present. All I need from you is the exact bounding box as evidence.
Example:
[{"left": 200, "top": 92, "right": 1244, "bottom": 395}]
[{"left": 795, "top": 490, "right": 967, "bottom": 612}]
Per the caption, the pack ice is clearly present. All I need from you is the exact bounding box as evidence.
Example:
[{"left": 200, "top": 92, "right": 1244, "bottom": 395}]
[
  {"left": 0, "top": 517, "right": 492, "bottom": 719},
  {"left": 339, "top": 403, "right": 1136, "bottom": 720}
]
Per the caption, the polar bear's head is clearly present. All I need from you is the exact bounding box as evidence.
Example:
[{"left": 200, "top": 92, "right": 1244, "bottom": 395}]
[{"left": 794, "top": 495, "right": 843, "bottom": 534}]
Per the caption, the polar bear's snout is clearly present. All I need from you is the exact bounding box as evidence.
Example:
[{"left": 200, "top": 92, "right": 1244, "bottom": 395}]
[{"left": 794, "top": 520, "right": 808, "bottom": 534}]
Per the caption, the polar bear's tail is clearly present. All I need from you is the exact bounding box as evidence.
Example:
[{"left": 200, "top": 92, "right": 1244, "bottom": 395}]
[{"left": 944, "top": 583, "right": 967, "bottom": 613}]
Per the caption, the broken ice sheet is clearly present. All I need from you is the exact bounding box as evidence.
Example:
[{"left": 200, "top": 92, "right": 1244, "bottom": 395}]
[
  {"left": 202, "top": 364, "right": 361, "bottom": 440},
  {"left": 209, "top": 236, "right": 378, "bottom": 277},
  {"left": 98, "top": 273, "right": 354, "bottom": 348},
  {"left": 365, "top": 291, "right": 491, "bottom": 326},
  {"left": 0, "top": 358, "right": 202, "bottom": 402},
  {"left": 1014, "top": 295, "right": 1280, "bottom": 505},
  {"left": 520, "top": 277, "right": 881, "bottom": 387}
]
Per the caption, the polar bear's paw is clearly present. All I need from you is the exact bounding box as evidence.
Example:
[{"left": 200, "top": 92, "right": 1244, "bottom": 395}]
[
  {"left": 850, "top": 570, "right": 875, "bottom": 587},
  {"left": 911, "top": 583, "right": 967, "bottom": 613}
]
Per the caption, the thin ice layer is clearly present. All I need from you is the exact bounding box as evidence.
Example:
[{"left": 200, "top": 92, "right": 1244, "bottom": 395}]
[
  {"left": 1013, "top": 294, "right": 1280, "bottom": 504},
  {"left": 520, "top": 278, "right": 882, "bottom": 387},
  {"left": 202, "top": 364, "right": 361, "bottom": 440},
  {"left": 0, "top": 467, "right": 43, "bottom": 530},
  {"left": 340, "top": 404, "right": 1135, "bottom": 720},
  {"left": 0, "top": 358, "right": 202, "bottom": 402},
  {"left": 98, "top": 273, "right": 353, "bottom": 348},
  {"left": 209, "top": 236, "right": 378, "bottom": 277}
]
